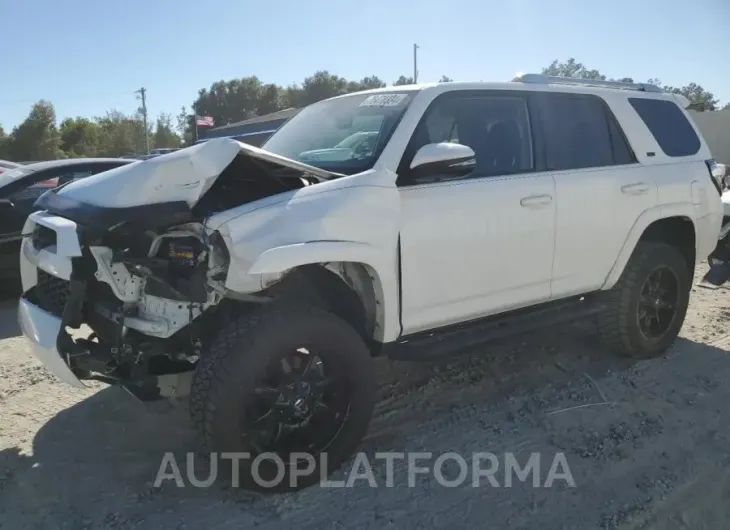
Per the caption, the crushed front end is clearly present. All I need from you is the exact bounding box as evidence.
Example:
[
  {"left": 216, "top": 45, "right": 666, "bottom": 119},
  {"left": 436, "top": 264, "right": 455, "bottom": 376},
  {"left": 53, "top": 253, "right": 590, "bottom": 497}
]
[{"left": 18, "top": 203, "right": 231, "bottom": 400}]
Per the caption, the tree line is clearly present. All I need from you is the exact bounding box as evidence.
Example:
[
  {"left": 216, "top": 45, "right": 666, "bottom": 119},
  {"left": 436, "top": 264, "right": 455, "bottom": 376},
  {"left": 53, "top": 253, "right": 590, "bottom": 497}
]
[{"left": 0, "top": 58, "right": 725, "bottom": 162}]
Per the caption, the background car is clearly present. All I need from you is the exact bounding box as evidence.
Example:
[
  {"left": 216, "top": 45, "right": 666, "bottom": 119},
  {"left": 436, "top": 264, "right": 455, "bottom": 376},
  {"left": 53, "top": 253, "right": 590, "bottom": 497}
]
[
  {"left": 0, "top": 157, "right": 135, "bottom": 282},
  {"left": 0, "top": 159, "right": 23, "bottom": 174},
  {"left": 296, "top": 130, "right": 379, "bottom": 163}
]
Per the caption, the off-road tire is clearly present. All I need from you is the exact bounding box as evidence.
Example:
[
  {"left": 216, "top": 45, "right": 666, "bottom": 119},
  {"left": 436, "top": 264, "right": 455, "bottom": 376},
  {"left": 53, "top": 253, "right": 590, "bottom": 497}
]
[
  {"left": 598, "top": 242, "right": 691, "bottom": 358},
  {"left": 189, "top": 304, "right": 376, "bottom": 492}
]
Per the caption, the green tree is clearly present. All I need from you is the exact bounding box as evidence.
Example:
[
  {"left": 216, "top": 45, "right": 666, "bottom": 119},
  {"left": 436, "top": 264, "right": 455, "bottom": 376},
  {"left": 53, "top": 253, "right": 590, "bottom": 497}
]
[
  {"left": 346, "top": 76, "right": 387, "bottom": 92},
  {"left": 299, "top": 70, "right": 349, "bottom": 106},
  {"left": 439, "top": 75, "right": 453, "bottom": 83},
  {"left": 193, "top": 76, "right": 267, "bottom": 128},
  {"left": 9, "top": 100, "right": 64, "bottom": 162},
  {"left": 281, "top": 84, "right": 304, "bottom": 109},
  {"left": 541, "top": 58, "right": 606, "bottom": 80},
  {"left": 96, "top": 110, "right": 147, "bottom": 157},
  {"left": 0, "top": 125, "right": 11, "bottom": 159},
  {"left": 393, "top": 75, "right": 415, "bottom": 86},
  {"left": 666, "top": 83, "right": 719, "bottom": 112},
  {"left": 153, "top": 114, "right": 181, "bottom": 149},
  {"left": 176, "top": 106, "right": 194, "bottom": 146},
  {"left": 59, "top": 117, "right": 101, "bottom": 158},
  {"left": 257, "top": 83, "right": 283, "bottom": 114}
]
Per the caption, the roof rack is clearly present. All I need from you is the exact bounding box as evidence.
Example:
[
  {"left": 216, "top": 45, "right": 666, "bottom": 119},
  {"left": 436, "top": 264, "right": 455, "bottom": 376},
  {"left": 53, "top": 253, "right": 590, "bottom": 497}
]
[{"left": 512, "top": 73, "right": 663, "bottom": 93}]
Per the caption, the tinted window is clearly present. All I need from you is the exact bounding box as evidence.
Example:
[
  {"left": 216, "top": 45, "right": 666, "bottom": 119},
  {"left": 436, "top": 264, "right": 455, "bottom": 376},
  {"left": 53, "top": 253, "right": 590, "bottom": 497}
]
[
  {"left": 606, "top": 112, "right": 636, "bottom": 165},
  {"left": 407, "top": 94, "right": 534, "bottom": 178},
  {"left": 538, "top": 93, "right": 618, "bottom": 171},
  {"left": 628, "top": 98, "right": 701, "bottom": 157}
]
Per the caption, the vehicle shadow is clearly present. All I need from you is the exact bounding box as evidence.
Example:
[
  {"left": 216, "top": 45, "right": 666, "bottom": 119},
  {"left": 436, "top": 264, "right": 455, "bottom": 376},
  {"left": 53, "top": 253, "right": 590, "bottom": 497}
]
[
  {"left": 0, "top": 298, "right": 20, "bottom": 339},
  {"left": 1, "top": 327, "right": 728, "bottom": 529}
]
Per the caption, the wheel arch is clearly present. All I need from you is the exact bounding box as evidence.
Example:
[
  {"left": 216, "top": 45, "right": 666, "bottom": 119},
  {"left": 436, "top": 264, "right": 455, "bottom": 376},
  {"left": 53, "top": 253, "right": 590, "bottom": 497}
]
[
  {"left": 247, "top": 241, "right": 401, "bottom": 346},
  {"left": 603, "top": 205, "right": 698, "bottom": 290}
]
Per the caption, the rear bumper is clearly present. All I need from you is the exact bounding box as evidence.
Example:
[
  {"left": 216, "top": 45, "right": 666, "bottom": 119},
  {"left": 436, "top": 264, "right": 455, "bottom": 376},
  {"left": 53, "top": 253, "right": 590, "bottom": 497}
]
[
  {"left": 18, "top": 296, "right": 85, "bottom": 389},
  {"left": 696, "top": 210, "right": 724, "bottom": 263}
]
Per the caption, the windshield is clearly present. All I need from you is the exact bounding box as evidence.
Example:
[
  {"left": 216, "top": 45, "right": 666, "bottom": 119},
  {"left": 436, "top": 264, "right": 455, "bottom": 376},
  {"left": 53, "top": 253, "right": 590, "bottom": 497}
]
[{"left": 262, "top": 92, "right": 415, "bottom": 175}]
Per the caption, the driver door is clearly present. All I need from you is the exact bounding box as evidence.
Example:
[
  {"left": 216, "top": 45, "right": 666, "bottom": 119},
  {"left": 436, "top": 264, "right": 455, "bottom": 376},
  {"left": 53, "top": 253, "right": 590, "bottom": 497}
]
[{"left": 397, "top": 91, "right": 556, "bottom": 335}]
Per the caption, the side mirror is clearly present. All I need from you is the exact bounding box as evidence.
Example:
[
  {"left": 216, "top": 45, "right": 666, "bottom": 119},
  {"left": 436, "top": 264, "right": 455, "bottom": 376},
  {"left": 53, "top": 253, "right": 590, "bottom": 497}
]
[{"left": 408, "top": 142, "right": 476, "bottom": 180}]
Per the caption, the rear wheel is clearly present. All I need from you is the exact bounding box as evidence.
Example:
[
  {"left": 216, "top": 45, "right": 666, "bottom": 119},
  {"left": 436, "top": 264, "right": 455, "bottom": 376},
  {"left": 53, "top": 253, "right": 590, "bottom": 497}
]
[
  {"left": 598, "top": 242, "right": 691, "bottom": 358},
  {"left": 190, "top": 305, "right": 376, "bottom": 492}
]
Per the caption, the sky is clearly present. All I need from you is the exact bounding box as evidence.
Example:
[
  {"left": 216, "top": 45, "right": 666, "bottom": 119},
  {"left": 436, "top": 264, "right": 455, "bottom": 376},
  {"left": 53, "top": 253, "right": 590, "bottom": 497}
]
[{"left": 1, "top": 0, "right": 728, "bottom": 130}]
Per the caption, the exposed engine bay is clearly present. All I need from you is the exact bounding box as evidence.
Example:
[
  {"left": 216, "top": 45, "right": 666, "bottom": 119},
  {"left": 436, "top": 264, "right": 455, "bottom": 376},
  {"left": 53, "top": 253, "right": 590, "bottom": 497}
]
[
  {"left": 26, "top": 219, "right": 232, "bottom": 398},
  {"left": 20, "top": 140, "right": 342, "bottom": 399}
]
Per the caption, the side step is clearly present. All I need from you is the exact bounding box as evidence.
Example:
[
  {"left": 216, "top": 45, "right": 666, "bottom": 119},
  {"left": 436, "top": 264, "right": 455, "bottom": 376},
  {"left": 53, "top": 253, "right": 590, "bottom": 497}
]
[{"left": 386, "top": 296, "right": 606, "bottom": 361}]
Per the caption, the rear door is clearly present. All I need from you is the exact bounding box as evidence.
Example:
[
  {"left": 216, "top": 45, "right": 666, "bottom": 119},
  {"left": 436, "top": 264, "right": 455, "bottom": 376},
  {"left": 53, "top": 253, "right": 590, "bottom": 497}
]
[{"left": 536, "top": 92, "right": 657, "bottom": 298}]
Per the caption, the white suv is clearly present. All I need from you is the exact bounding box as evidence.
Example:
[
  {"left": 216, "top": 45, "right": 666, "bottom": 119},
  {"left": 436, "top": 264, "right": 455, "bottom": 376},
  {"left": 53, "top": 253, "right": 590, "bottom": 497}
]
[{"left": 17, "top": 74, "right": 723, "bottom": 491}]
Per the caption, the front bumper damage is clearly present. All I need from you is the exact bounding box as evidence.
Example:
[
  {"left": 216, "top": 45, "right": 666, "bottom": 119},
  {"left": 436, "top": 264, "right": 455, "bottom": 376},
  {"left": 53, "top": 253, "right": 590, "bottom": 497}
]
[
  {"left": 18, "top": 211, "right": 86, "bottom": 387},
  {"left": 18, "top": 297, "right": 85, "bottom": 388},
  {"left": 18, "top": 211, "right": 194, "bottom": 400}
]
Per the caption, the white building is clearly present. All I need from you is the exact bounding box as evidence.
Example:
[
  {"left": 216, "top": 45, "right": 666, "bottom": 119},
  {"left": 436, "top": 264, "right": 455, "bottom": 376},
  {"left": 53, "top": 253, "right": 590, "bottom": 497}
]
[{"left": 690, "top": 108, "right": 730, "bottom": 164}]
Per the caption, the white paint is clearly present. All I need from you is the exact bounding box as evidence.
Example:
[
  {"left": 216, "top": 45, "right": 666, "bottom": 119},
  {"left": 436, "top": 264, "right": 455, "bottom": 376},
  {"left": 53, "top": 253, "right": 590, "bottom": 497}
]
[
  {"left": 409, "top": 142, "right": 475, "bottom": 170},
  {"left": 57, "top": 138, "right": 338, "bottom": 208},
  {"left": 17, "top": 299, "right": 86, "bottom": 388},
  {"left": 18, "top": 79, "right": 725, "bottom": 366}
]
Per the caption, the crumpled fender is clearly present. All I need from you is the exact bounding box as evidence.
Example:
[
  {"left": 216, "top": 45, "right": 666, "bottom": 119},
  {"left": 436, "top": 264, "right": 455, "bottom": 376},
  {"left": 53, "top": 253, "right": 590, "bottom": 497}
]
[
  {"left": 248, "top": 240, "right": 383, "bottom": 275},
  {"left": 247, "top": 239, "right": 400, "bottom": 342}
]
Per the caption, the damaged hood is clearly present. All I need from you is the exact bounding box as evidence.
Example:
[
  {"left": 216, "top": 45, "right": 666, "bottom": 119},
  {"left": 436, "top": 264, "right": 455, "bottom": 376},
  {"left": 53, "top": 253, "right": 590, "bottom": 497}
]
[{"left": 56, "top": 138, "right": 340, "bottom": 209}]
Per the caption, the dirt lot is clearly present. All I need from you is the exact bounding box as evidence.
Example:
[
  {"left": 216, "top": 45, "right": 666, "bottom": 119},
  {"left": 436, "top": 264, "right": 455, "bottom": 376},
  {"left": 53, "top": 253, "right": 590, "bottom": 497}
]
[{"left": 2, "top": 265, "right": 730, "bottom": 530}]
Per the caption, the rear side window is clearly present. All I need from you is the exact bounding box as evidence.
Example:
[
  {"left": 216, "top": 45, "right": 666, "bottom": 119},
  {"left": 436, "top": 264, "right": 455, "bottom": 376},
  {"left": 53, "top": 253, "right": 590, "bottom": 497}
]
[
  {"left": 537, "top": 93, "right": 634, "bottom": 171},
  {"left": 628, "top": 98, "right": 701, "bottom": 157}
]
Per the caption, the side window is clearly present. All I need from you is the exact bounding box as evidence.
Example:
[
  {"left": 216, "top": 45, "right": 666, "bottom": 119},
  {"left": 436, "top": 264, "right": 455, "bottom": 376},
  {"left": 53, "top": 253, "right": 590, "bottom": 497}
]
[
  {"left": 606, "top": 112, "right": 636, "bottom": 165},
  {"left": 628, "top": 97, "right": 701, "bottom": 157},
  {"left": 538, "top": 93, "right": 616, "bottom": 171},
  {"left": 405, "top": 94, "right": 534, "bottom": 178}
]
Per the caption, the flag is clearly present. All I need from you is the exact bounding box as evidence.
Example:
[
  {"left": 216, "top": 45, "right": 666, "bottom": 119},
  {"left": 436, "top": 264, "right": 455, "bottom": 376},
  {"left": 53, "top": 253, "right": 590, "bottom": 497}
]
[{"left": 195, "top": 115, "right": 215, "bottom": 127}]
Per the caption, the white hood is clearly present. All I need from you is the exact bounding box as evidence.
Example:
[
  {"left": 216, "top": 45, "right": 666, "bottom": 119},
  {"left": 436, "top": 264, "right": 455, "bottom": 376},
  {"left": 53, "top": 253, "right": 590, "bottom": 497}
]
[{"left": 57, "top": 138, "right": 339, "bottom": 208}]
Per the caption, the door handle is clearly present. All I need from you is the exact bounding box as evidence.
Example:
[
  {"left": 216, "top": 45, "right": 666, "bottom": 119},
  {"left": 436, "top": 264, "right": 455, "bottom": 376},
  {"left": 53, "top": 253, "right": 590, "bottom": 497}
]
[
  {"left": 621, "top": 183, "right": 651, "bottom": 195},
  {"left": 520, "top": 194, "right": 553, "bottom": 208}
]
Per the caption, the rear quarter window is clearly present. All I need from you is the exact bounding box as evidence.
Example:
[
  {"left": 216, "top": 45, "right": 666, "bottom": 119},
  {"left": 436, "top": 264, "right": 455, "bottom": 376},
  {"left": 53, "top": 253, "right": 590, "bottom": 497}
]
[{"left": 628, "top": 98, "right": 701, "bottom": 157}]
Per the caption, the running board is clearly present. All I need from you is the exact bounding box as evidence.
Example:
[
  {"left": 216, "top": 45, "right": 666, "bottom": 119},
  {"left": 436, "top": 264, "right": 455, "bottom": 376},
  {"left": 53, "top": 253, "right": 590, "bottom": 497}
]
[{"left": 386, "top": 296, "right": 606, "bottom": 361}]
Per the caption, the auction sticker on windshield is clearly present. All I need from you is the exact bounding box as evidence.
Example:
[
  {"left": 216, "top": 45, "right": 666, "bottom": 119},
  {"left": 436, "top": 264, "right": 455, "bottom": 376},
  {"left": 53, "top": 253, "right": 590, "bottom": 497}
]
[{"left": 359, "top": 94, "right": 408, "bottom": 107}]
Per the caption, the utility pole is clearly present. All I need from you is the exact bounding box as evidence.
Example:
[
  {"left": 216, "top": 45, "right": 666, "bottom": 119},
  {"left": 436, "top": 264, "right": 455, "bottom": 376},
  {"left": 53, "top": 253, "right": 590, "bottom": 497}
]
[
  {"left": 135, "top": 87, "right": 150, "bottom": 155},
  {"left": 413, "top": 43, "right": 419, "bottom": 83}
]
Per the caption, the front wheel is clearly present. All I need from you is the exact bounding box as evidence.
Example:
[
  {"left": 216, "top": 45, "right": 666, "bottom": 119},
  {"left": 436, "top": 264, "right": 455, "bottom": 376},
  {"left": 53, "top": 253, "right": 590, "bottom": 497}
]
[
  {"left": 598, "top": 242, "right": 691, "bottom": 358},
  {"left": 189, "top": 305, "right": 376, "bottom": 492}
]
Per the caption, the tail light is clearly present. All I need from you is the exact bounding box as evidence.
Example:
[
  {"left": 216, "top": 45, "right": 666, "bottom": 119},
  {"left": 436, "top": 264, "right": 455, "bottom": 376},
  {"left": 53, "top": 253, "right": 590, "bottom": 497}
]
[{"left": 706, "top": 159, "right": 724, "bottom": 195}]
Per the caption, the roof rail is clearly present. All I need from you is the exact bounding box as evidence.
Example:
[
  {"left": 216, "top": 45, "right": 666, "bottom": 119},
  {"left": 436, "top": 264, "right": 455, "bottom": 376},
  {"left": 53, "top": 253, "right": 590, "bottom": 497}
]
[{"left": 512, "top": 73, "right": 663, "bottom": 93}]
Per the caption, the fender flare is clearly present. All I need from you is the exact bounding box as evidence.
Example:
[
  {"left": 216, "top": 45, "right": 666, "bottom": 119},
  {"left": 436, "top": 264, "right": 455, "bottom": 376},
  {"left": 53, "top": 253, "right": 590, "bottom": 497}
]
[
  {"left": 248, "top": 240, "right": 400, "bottom": 342},
  {"left": 602, "top": 203, "right": 698, "bottom": 289}
]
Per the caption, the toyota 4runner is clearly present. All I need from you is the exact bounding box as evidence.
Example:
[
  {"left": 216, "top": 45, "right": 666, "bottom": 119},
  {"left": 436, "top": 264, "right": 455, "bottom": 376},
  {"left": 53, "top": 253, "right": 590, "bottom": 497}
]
[{"left": 17, "top": 74, "right": 724, "bottom": 491}]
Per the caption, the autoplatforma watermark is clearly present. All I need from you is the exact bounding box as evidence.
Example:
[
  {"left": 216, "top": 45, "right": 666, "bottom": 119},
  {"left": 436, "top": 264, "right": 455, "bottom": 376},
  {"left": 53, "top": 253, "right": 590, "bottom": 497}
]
[{"left": 154, "top": 451, "right": 576, "bottom": 489}]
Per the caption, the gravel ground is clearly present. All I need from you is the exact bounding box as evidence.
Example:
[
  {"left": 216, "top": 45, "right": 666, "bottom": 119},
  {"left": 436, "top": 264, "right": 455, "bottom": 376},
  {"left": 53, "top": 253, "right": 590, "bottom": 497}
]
[{"left": 1, "top": 264, "right": 730, "bottom": 529}]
